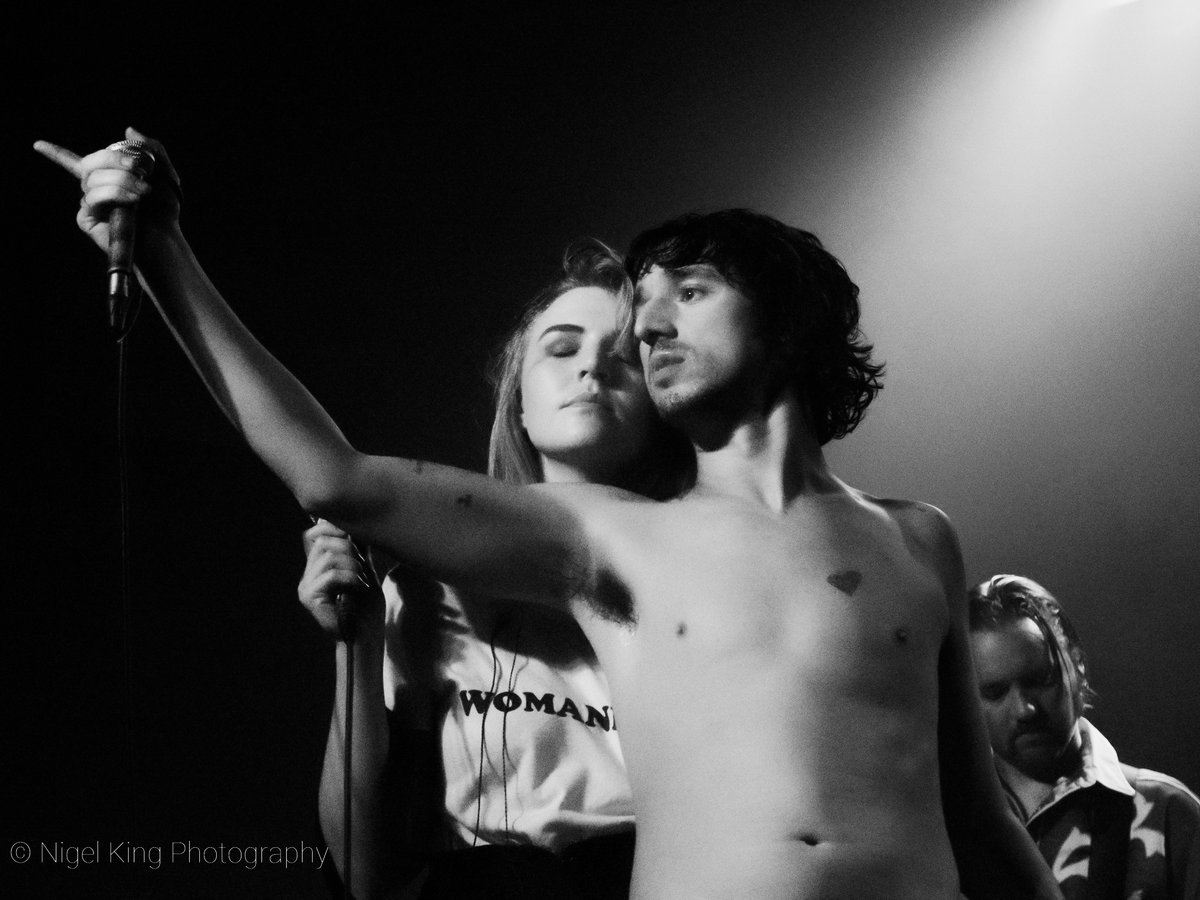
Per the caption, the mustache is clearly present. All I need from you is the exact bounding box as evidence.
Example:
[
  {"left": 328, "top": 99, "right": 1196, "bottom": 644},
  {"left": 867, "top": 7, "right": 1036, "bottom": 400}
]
[{"left": 1012, "top": 715, "right": 1054, "bottom": 738}]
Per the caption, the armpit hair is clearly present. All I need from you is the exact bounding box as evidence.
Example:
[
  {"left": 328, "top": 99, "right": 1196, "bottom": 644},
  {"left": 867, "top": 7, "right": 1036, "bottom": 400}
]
[{"left": 580, "top": 566, "right": 637, "bottom": 627}]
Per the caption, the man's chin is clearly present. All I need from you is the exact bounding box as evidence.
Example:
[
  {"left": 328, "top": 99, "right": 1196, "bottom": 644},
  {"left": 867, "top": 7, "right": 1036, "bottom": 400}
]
[
  {"left": 650, "top": 387, "right": 696, "bottom": 423},
  {"left": 1008, "top": 737, "right": 1070, "bottom": 781}
]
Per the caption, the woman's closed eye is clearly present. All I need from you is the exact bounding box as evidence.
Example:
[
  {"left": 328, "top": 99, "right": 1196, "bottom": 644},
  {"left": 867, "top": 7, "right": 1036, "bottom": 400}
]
[{"left": 544, "top": 336, "right": 581, "bottom": 358}]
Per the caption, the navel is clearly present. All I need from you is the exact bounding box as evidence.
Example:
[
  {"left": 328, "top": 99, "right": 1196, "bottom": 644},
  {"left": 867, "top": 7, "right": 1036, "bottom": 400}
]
[
  {"left": 894, "top": 627, "right": 909, "bottom": 644},
  {"left": 675, "top": 622, "right": 687, "bottom": 638},
  {"left": 455, "top": 493, "right": 473, "bottom": 507}
]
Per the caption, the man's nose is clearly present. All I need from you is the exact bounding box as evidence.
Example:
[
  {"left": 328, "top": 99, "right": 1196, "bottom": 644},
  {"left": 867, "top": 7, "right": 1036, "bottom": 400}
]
[
  {"left": 633, "top": 295, "right": 676, "bottom": 345},
  {"left": 1011, "top": 690, "right": 1039, "bottom": 720}
]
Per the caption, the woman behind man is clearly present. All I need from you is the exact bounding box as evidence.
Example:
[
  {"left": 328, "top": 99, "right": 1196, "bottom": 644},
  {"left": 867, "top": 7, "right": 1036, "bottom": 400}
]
[{"left": 298, "top": 241, "right": 691, "bottom": 899}]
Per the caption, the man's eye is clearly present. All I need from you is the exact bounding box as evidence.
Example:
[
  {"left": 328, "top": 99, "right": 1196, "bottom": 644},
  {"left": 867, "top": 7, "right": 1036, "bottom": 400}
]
[
  {"left": 979, "top": 685, "right": 1006, "bottom": 702},
  {"left": 681, "top": 287, "right": 700, "bottom": 301}
]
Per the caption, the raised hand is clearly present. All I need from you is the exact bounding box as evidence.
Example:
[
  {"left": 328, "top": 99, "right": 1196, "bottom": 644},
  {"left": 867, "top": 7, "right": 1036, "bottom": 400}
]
[{"left": 34, "top": 126, "right": 181, "bottom": 252}]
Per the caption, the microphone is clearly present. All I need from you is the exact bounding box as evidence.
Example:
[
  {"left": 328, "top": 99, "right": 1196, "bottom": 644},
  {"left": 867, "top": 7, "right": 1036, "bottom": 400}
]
[
  {"left": 336, "top": 567, "right": 360, "bottom": 645},
  {"left": 105, "top": 139, "right": 157, "bottom": 335},
  {"left": 335, "top": 539, "right": 380, "bottom": 644}
]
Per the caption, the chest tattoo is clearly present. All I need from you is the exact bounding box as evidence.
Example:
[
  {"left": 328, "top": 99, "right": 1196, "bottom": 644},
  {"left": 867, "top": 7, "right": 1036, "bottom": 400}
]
[{"left": 827, "top": 569, "right": 862, "bottom": 596}]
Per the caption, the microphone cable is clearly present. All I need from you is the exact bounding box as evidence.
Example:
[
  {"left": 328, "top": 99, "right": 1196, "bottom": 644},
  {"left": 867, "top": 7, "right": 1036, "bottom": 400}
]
[
  {"left": 310, "top": 517, "right": 379, "bottom": 900},
  {"left": 105, "top": 137, "right": 153, "bottom": 840},
  {"left": 340, "top": 569, "right": 356, "bottom": 900},
  {"left": 338, "top": 536, "right": 379, "bottom": 900},
  {"left": 114, "top": 291, "right": 143, "bottom": 840}
]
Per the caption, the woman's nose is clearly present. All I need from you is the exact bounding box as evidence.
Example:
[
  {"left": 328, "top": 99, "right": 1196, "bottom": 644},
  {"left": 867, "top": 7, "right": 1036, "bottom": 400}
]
[{"left": 577, "top": 345, "right": 608, "bottom": 381}]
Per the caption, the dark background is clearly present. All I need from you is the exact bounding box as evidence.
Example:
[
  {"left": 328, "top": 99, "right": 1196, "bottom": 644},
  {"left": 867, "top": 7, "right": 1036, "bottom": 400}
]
[{"left": 11, "top": 2, "right": 1199, "bottom": 897}]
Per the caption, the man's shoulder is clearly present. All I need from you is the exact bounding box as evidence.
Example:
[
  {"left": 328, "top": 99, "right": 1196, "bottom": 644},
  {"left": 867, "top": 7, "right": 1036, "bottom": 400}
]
[
  {"left": 847, "top": 491, "right": 963, "bottom": 594},
  {"left": 856, "top": 491, "right": 957, "bottom": 546},
  {"left": 528, "top": 481, "right": 662, "bottom": 524},
  {"left": 531, "top": 481, "right": 656, "bottom": 504},
  {"left": 1125, "top": 765, "right": 1200, "bottom": 811},
  {"left": 529, "top": 481, "right": 679, "bottom": 556}
]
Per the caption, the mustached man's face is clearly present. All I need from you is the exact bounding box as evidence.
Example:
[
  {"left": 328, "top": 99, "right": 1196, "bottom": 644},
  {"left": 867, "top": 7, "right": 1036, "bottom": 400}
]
[
  {"left": 632, "top": 264, "right": 766, "bottom": 423},
  {"left": 971, "top": 617, "right": 1079, "bottom": 783}
]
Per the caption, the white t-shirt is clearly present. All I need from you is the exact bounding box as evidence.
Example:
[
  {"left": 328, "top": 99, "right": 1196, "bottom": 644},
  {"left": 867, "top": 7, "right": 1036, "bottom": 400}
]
[{"left": 382, "top": 570, "right": 634, "bottom": 853}]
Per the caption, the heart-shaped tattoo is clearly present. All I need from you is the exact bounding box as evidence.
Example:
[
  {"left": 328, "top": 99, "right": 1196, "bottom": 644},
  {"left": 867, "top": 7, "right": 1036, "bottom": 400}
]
[{"left": 827, "top": 570, "right": 862, "bottom": 596}]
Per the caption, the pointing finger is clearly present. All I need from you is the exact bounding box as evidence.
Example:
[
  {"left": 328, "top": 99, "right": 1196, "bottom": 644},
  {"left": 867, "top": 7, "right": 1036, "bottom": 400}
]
[{"left": 33, "top": 140, "right": 84, "bottom": 178}]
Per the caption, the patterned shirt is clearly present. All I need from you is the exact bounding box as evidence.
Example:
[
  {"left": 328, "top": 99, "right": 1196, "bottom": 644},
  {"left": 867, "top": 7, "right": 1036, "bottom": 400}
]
[{"left": 1000, "top": 719, "right": 1200, "bottom": 900}]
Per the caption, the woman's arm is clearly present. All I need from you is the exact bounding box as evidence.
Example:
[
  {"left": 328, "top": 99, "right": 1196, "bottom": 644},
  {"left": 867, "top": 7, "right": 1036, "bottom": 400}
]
[
  {"left": 301, "top": 522, "right": 454, "bottom": 898},
  {"left": 299, "top": 521, "right": 394, "bottom": 898}
]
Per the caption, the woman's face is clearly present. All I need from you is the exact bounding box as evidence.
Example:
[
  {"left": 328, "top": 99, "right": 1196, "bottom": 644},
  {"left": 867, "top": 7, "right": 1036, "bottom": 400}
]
[{"left": 520, "top": 286, "right": 658, "bottom": 484}]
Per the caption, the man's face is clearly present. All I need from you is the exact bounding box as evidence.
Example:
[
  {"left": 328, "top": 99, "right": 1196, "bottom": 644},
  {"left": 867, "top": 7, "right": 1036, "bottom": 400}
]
[
  {"left": 632, "top": 264, "right": 765, "bottom": 421},
  {"left": 970, "top": 617, "right": 1079, "bottom": 783}
]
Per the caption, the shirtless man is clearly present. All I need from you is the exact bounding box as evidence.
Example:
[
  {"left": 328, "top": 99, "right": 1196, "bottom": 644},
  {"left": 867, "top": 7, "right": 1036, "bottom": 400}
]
[{"left": 37, "top": 132, "right": 1060, "bottom": 899}]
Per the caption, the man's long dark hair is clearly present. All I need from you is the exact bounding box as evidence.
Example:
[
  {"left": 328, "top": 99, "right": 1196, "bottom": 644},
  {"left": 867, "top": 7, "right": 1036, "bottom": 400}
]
[{"left": 626, "top": 208, "right": 884, "bottom": 445}]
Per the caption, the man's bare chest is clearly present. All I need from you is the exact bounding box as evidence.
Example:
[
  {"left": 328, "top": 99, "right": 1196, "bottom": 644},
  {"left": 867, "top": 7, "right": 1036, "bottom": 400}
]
[{"left": 613, "top": 501, "right": 950, "bottom": 662}]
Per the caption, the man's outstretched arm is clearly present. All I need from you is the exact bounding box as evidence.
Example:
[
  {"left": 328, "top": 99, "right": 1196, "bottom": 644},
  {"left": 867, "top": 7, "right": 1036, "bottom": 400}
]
[{"left": 34, "top": 131, "right": 588, "bottom": 606}]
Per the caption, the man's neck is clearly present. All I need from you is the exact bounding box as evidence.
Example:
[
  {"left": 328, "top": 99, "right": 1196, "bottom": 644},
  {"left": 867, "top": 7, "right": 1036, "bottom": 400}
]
[
  {"left": 690, "top": 389, "right": 838, "bottom": 511},
  {"left": 995, "top": 755, "right": 1057, "bottom": 821},
  {"left": 994, "top": 723, "right": 1086, "bottom": 820}
]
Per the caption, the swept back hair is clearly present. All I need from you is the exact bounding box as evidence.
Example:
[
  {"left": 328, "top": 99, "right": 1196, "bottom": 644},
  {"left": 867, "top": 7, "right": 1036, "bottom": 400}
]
[
  {"left": 487, "top": 238, "right": 693, "bottom": 498},
  {"left": 968, "top": 574, "right": 1096, "bottom": 715},
  {"left": 624, "top": 208, "right": 884, "bottom": 445}
]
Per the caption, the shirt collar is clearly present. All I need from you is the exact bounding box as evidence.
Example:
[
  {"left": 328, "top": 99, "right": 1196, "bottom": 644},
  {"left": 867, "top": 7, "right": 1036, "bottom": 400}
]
[
  {"left": 1028, "top": 718, "right": 1134, "bottom": 822},
  {"left": 1000, "top": 718, "right": 1136, "bottom": 825},
  {"left": 1073, "top": 718, "right": 1135, "bottom": 797}
]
